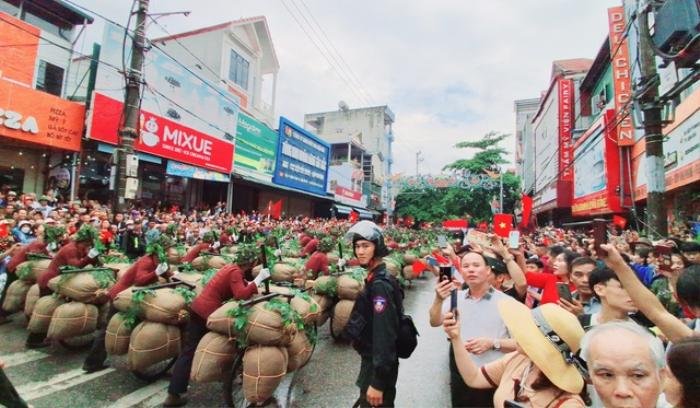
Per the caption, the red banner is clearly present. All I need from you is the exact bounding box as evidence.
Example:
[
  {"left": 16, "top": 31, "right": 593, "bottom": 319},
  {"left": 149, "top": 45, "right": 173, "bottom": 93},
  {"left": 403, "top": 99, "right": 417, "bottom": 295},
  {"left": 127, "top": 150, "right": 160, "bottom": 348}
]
[
  {"left": 608, "top": 7, "right": 635, "bottom": 146},
  {"left": 88, "top": 92, "right": 234, "bottom": 173},
  {"left": 572, "top": 110, "right": 627, "bottom": 216},
  {"left": 558, "top": 78, "right": 574, "bottom": 181},
  {"left": 442, "top": 219, "right": 468, "bottom": 230},
  {"left": 334, "top": 186, "right": 363, "bottom": 202}
]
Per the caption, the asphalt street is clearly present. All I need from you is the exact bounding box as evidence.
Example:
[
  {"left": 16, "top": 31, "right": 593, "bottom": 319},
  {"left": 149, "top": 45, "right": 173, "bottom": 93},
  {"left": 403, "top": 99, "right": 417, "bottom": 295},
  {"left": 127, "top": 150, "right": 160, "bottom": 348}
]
[{"left": 0, "top": 275, "right": 451, "bottom": 407}]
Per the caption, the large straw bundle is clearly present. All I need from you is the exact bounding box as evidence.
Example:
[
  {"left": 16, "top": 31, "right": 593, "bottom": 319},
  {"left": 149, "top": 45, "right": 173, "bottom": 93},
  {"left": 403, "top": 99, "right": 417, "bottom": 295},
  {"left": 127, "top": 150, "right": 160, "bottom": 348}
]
[
  {"left": 127, "top": 321, "right": 181, "bottom": 372},
  {"left": 105, "top": 312, "right": 132, "bottom": 355},
  {"left": 46, "top": 302, "right": 98, "bottom": 340},
  {"left": 27, "top": 295, "right": 66, "bottom": 333},
  {"left": 242, "top": 346, "right": 288, "bottom": 404},
  {"left": 1, "top": 279, "right": 31, "bottom": 313},
  {"left": 190, "top": 332, "right": 237, "bottom": 383}
]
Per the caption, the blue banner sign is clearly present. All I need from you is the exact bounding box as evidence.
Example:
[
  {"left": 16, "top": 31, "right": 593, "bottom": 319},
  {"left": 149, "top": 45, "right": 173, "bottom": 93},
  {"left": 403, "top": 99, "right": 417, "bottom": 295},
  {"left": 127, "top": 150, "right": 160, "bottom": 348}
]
[
  {"left": 166, "top": 160, "right": 230, "bottom": 183},
  {"left": 272, "top": 117, "right": 330, "bottom": 196}
]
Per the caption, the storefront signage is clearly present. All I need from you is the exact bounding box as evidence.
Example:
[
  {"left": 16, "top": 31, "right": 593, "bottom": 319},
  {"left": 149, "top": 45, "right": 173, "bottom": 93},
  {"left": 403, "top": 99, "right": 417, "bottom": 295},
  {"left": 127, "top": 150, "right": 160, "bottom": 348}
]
[
  {"left": 633, "top": 102, "right": 700, "bottom": 199},
  {"left": 608, "top": 6, "right": 635, "bottom": 146},
  {"left": 572, "top": 110, "right": 626, "bottom": 216},
  {"left": 0, "top": 78, "right": 84, "bottom": 151},
  {"left": 166, "top": 160, "right": 230, "bottom": 182},
  {"left": 92, "top": 22, "right": 239, "bottom": 142},
  {"left": 0, "top": 13, "right": 40, "bottom": 86},
  {"left": 234, "top": 112, "right": 277, "bottom": 182},
  {"left": 335, "top": 186, "right": 363, "bottom": 205},
  {"left": 272, "top": 117, "right": 330, "bottom": 196},
  {"left": 89, "top": 93, "right": 233, "bottom": 173},
  {"left": 558, "top": 78, "right": 574, "bottom": 181}
]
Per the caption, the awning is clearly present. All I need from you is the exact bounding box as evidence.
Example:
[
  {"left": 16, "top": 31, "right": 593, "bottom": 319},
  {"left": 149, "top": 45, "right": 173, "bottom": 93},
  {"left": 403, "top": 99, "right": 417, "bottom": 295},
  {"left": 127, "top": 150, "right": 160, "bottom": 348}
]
[
  {"left": 166, "top": 160, "right": 230, "bottom": 183},
  {"left": 97, "top": 143, "right": 162, "bottom": 164},
  {"left": 232, "top": 173, "right": 334, "bottom": 201},
  {"left": 353, "top": 207, "right": 374, "bottom": 220},
  {"left": 333, "top": 204, "right": 353, "bottom": 215}
]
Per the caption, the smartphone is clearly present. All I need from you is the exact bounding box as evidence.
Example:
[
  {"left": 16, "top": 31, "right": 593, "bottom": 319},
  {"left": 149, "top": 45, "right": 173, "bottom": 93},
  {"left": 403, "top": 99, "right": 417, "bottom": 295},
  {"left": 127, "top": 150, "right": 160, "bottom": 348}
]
[
  {"left": 426, "top": 256, "right": 438, "bottom": 267},
  {"left": 504, "top": 400, "right": 528, "bottom": 408},
  {"left": 508, "top": 230, "right": 520, "bottom": 249},
  {"left": 593, "top": 219, "right": 608, "bottom": 257},
  {"left": 450, "top": 287, "right": 458, "bottom": 313},
  {"left": 439, "top": 265, "right": 452, "bottom": 282},
  {"left": 438, "top": 235, "right": 448, "bottom": 248},
  {"left": 654, "top": 245, "right": 672, "bottom": 272},
  {"left": 556, "top": 282, "right": 573, "bottom": 302}
]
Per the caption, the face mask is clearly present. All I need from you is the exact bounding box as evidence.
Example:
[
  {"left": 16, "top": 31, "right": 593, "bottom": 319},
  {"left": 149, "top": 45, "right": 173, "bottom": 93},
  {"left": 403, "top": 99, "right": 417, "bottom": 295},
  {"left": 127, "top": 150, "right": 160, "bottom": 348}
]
[{"left": 21, "top": 226, "right": 31, "bottom": 234}]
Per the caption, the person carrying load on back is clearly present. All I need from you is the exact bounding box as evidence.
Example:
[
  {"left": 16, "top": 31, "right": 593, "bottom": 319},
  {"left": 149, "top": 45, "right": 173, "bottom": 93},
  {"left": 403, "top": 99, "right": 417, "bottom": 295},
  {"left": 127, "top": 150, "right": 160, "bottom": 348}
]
[
  {"left": 163, "top": 243, "right": 271, "bottom": 407},
  {"left": 82, "top": 235, "right": 175, "bottom": 373},
  {"left": 26, "top": 225, "right": 101, "bottom": 348},
  {"left": 180, "top": 231, "right": 219, "bottom": 264}
]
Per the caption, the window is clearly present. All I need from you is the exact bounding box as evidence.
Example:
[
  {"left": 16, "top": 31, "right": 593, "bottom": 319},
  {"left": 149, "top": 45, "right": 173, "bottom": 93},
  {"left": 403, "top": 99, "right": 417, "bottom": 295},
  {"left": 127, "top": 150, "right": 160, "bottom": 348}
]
[
  {"left": 228, "top": 49, "right": 249, "bottom": 90},
  {"left": 36, "top": 60, "right": 64, "bottom": 96}
]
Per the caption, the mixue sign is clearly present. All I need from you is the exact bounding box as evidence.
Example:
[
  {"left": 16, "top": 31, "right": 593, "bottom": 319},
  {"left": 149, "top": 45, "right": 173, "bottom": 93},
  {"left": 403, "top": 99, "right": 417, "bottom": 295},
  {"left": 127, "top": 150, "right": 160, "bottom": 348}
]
[{"left": 88, "top": 93, "right": 233, "bottom": 173}]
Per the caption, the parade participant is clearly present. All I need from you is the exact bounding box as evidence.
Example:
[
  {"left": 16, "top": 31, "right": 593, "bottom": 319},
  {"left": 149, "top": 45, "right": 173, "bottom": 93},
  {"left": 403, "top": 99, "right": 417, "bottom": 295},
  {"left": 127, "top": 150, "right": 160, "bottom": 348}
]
[
  {"left": 343, "top": 221, "right": 402, "bottom": 407},
  {"left": 0, "top": 242, "right": 23, "bottom": 325},
  {"left": 580, "top": 321, "right": 666, "bottom": 408},
  {"left": 164, "top": 244, "right": 270, "bottom": 407},
  {"left": 304, "top": 236, "right": 333, "bottom": 279},
  {"left": 180, "top": 231, "right": 217, "bottom": 264},
  {"left": 82, "top": 235, "right": 175, "bottom": 373},
  {"left": 558, "top": 257, "right": 601, "bottom": 316},
  {"left": 430, "top": 250, "right": 515, "bottom": 406},
  {"left": 300, "top": 233, "right": 319, "bottom": 258},
  {"left": 443, "top": 301, "right": 587, "bottom": 407},
  {"left": 26, "top": 225, "right": 100, "bottom": 348}
]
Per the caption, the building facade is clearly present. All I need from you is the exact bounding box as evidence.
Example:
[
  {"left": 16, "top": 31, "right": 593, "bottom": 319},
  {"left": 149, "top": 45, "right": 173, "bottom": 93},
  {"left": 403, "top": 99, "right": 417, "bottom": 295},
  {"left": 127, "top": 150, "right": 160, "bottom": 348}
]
[
  {"left": 304, "top": 105, "right": 395, "bottom": 214},
  {"left": 514, "top": 98, "right": 540, "bottom": 194},
  {"left": 0, "top": 1, "right": 92, "bottom": 201},
  {"left": 530, "top": 59, "right": 592, "bottom": 224}
]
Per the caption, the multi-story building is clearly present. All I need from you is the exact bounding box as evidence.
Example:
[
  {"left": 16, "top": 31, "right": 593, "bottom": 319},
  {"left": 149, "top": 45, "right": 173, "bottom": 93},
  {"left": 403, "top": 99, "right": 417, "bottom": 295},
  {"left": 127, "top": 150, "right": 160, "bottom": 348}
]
[
  {"left": 513, "top": 98, "right": 540, "bottom": 194},
  {"left": 0, "top": 1, "right": 92, "bottom": 199},
  {"left": 74, "top": 16, "right": 289, "bottom": 211},
  {"left": 530, "top": 59, "right": 592, "bottom": 224},
  {"left": 304, "top": 105, "right": 395, "bottom": 215}
]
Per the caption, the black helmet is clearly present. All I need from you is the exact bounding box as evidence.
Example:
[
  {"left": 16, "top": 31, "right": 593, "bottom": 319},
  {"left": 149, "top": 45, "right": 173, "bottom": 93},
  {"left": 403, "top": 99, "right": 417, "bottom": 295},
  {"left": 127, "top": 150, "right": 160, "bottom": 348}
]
[{"left": 345, "top": 220, "right": 388, "bottom": 258}]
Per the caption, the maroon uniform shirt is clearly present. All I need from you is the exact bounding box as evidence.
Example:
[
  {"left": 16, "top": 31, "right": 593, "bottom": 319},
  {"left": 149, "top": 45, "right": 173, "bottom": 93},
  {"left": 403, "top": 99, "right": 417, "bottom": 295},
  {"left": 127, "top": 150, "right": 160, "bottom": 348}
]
[
  {"left": 7, "top": 240, "right": 48, "bottom": 274},
  {"left": 37, "top": 241, "right": 91, "bottom": 291},
  {"left": 190, "top": 264, "right": 258, "bottom": 320},
  {"left": 108, "top": 254, "right": 160, "bottom": 300}
]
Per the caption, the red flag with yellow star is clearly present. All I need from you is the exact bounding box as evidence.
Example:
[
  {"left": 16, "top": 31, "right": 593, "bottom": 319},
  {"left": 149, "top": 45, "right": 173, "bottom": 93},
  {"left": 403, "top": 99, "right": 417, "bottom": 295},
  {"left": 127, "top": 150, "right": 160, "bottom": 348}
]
[{"left": 493, "top": 213, "right": 513, "bottom": 238}]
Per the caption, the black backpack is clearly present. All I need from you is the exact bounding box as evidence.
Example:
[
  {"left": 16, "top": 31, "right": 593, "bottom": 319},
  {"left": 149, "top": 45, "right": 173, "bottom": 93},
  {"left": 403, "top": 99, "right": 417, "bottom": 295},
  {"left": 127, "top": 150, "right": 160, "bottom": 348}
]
[{"left": 344, "top": 272, "right": 419, "bottom": 359}]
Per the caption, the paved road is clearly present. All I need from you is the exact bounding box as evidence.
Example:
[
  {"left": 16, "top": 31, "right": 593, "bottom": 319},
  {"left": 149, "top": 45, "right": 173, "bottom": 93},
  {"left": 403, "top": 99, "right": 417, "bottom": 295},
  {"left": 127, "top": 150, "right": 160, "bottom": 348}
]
[
  {"left": 0, "top": 275, "right": 450, "bottom": 407},
  {"left": 290, "top": 275, "right": 451, "bottom": 407}
]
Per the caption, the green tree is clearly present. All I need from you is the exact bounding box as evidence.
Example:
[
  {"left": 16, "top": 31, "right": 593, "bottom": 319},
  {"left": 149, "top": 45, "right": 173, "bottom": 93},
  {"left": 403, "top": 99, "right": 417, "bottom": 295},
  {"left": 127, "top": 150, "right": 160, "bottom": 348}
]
[{"left": 394, "top": 131, "right": 521, "bottom": 223}]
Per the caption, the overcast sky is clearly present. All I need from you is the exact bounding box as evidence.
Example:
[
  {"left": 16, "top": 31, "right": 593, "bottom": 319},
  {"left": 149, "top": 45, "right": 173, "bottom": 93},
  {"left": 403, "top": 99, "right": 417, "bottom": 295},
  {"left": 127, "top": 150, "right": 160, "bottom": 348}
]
[{"left": 71, "top": 0, "right": 621, "bottom": 176}]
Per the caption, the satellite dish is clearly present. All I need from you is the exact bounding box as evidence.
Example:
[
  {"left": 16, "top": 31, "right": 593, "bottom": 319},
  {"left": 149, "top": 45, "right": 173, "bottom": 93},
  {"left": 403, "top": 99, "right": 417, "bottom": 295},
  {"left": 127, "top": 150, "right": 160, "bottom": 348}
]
[{"left": 338, "top": 100, "right": 349, "bottom": 112}]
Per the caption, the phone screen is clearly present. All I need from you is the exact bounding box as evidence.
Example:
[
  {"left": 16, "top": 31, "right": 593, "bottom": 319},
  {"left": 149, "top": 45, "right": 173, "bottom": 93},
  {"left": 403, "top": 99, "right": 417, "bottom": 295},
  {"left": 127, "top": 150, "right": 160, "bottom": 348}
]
[
  {"left": 593, "top": 219, "right": 608, "bottom": 257},
  {"left": 557, "top": 282, "right": 573, "bottom": 302},
  {"left": 426, "top": 256, "right": 438, "bottom": 267},
  {"left": 438, "top": 235, "right": 448, "bottom": 248},
  {"left": 439, "top": 266, "right": 452, "bottom": 282},
  {"left": 508, "top": 230, "right": 520, "bottom": 249}
]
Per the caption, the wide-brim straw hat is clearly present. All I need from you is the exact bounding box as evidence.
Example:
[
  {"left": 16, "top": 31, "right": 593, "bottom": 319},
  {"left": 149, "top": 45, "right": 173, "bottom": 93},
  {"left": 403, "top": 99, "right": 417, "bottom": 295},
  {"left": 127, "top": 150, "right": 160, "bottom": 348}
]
[{"left": 498, "top": 299, "right": 585, "bottom": 394}]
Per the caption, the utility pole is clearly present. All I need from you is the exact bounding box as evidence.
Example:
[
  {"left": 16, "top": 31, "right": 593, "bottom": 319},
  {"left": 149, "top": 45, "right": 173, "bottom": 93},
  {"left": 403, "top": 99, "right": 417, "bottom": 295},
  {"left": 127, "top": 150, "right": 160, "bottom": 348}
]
[
  {"left": 637, "top": 5, "right": 667, "bottom": 238},
  {"left": 113, "top": 0, "right": 149, "bottom": 212},
  {"left": 415, "top": 150, "right": 424, "bottom": 176}
]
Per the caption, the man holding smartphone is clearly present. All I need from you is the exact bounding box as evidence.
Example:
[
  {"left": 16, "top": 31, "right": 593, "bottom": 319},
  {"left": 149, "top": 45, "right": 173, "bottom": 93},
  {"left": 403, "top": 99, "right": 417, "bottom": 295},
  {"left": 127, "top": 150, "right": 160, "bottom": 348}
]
[{"left": 429, "top": 251, "right": 515, "bottom": 407}]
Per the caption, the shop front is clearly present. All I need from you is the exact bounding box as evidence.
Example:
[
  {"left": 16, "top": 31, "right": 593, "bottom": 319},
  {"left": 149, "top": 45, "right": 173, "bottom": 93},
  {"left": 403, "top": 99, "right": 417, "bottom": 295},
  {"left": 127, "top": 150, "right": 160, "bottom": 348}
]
[
  {"left": 86, "top": 92, "right": 235, "bottom": 208},
  {"left": 0, "top": 78, "right": 84, "bottom": 199},
  {"left": 631, "top": 88, "right": 700, "bottom": 226},
  {"left": 572, "top": 109, "right": 631, "bottom": 218}
]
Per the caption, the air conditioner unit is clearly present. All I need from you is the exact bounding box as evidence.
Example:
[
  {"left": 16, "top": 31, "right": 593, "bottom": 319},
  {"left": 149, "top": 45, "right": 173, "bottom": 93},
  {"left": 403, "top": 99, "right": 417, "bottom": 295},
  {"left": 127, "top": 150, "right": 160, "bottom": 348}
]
[{"left": 652, "top": 0, "right": 700, "bottom": 68}]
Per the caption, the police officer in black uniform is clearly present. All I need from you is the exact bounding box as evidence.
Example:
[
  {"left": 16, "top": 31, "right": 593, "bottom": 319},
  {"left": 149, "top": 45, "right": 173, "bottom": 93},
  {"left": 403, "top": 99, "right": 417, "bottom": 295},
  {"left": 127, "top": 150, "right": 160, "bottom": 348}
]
[{"left": 344, "top": 221, "right": 402, "bottom": 407}]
